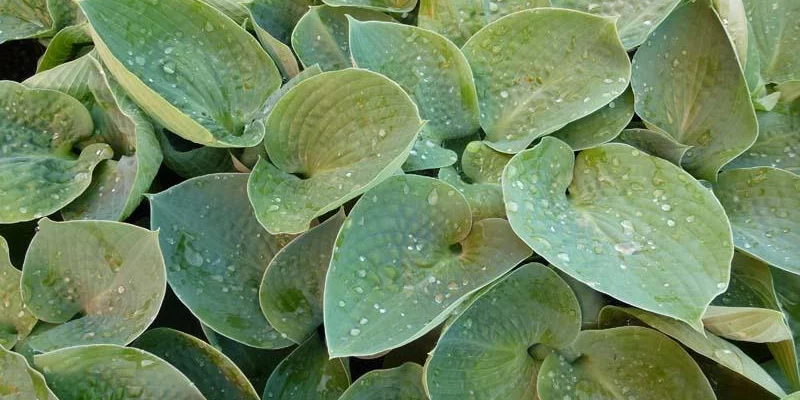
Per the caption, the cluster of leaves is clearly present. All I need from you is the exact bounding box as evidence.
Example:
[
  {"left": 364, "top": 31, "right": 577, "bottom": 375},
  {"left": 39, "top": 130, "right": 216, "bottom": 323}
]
[{"left": 1, "top": 0, "right": 799, "bottom": 398}]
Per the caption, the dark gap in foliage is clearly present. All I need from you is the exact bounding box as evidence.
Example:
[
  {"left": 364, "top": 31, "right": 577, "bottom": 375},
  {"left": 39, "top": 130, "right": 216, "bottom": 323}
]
[
  {"left": 163, "top": 129, "right": 204, "bottom": 152},
  {"left": 0, "top": 39, "right": 45, "bottom": 82}
]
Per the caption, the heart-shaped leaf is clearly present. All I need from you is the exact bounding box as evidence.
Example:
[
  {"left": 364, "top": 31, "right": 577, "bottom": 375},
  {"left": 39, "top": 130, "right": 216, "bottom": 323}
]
[
  {"left": 260, "top": 210, "right": 345, "bottom": 344},
  {"left": 149, "top": 173, "right": 293, "bottom": 349},
  {"left": 713, "top": 167, "right": 800, "bottom": 274},
  {"left": 599, "top": 306, "right": 785, "bottom": 397},
  {"left": 263, "top": 332, "right": 350, "bottom": 400},
  {"left": 0, "top": 346, "right": 57, "bottom": 400},
  {"left": 79, "top": 0, "right": 281, "bottom": 147},
  {"left": 324, "top": 174, "right": 532, "bottom": 357},
  {"left": 35, "top": 344, "right": 206, "bottom": 399},
  {"left": 437, "top": 140, "right": 510, "bottom": 220},
  {"left": 725, "top": 102, "right": 800, "bottom": 174},
  {"left": 417, "top": 0, "right": 550, "bottom": 46},
  {"left": 537, "top": 326, "right": 715, "bottom": 399},
  {"left": 425, "top": 263, "right": 581, "bottom": 400},
  {"left": 133, "top": 328, "right": 259, "bottom": 400},
  {"left": 503, "top": 137, "right": 733, "bottom": 330},
  {"left": 291, "top": 6, "right": 394, "bottom": 71},
  {"left": 340, "top": 363, "right": 426, "bottom": 400},
  {"left": 248, "top": 68, "right": 423, "bottom": 234},
  {"left": 617, "top": 128, "right": 693, "bottom": 165},
  {"left": 19, "top": 218, "right": 165, "bottom": 353},
  {"left": 550, "top": 89, "right": 634, "bottom": 151},
  {"left": 0, "top": 80, "right": 112, "bottom": 223},
  {"left": 323, "top": 0, "right": 416, "bottom": 13},
  {"left": 742, "top": 0, "right": 800, "bottom": 84},
  {"left": 631, "top": 0, "right": 758, "bottom": 180},
  {"left": 462, "top": 8, "right": 631, "bottom": 153},
  {"left": 550, "top": 0, "right": 682, "bottom": 49},
  {"left": 403, "top": 139, "right": 458, "bottom": 172},
  {"left": 0, "top": 236, "right": 36, "bottom": 349}
]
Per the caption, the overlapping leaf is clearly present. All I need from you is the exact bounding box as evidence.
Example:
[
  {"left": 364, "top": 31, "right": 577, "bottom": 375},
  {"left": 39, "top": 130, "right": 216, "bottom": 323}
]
[
  {"left": 550, "top": 88, "right": 634, "bottom": 151},
  {"left": 0, "top": 236, "right": 36, "bottom": 349},
  {"left": 725, "top": 101, "right": 800, "bottom": 174},
  {"left": 742, "top": 0, "right": 800, "bottom": 84},
  {"left": 0, "top": 346, "right": 57, "bottom": 400},
  {"left": 340, "top": 363, "right": 426, "bottom": 400},
  {"left": 323, "top": 0, "right": 416, "bottom": 13}
]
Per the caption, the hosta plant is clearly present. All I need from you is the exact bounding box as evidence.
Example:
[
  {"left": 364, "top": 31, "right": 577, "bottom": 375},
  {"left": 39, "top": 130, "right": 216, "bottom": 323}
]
[{"left": 1, "top": 0, "right": 799, "bottom": 399}]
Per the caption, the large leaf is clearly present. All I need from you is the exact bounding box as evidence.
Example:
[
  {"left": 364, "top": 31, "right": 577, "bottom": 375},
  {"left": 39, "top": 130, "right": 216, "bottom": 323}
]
[
  {"left": 260, "top": 210, "right": 345, "bottom": 344},
  {"left": 248, "top": 68, "right": 422, "bottom": 234},
  {"left": 0, "top": 0, "right": 76, "bottom": 44},
  {"left": 0, "top": 80, "right": 111, "bottom": 223},
  {"left": 22, "top": 52, "right": 98, "bottom": 107},
  {"left": 502, "top": 137, "right": 733, "bottom": 330},
  {"left": 725, "top": 102, "right": 800, "bottom": 174},
  {"left": 742, "top": 0, "right": 800, "bottom": 84},
  {"left": 149, "top": 173, "right": 292, "bottom": 349},
  {"left": 713, "top": 167, "right": 800, "bottom": 274},
  {"left": 19, "top": 219, "right": 165, "bottom": 353},
  {"left": 417, "top": 0, "right": 550, "bottom": 46},
  {"left": 262, "top": 332, "right": 350, "bottom": 400},
  {"left": 599, "top": 306, "right": 785, "bottom": 397},
  {"left": 339, "top": 363, "right": 425, "bottom": 400},
  {"left": 322, "top": 0, "right": 416, "bottom": 13},
  {"left": 631, "top": 0, "right": 758, "bottom": 180},
  {"left": 291, "top": 6, "right": 394, "bottom": 71},
  {"left": 537, "top": 326, "right": 715, "bottom": 399},
  {"left": 0, "top": 346, "right": 57, "bottom": 400},
  {"left": 35, "top": 344, "right": 205, "bottom": 399},
  {"left": 425, "top": 263, "right": 581, "bottom": 400},
  {"left": 79, "top": 0, "right": 281, "bottom": 147},
  {"left": 550, "top": 88, "right": 635, "bottom": 151},
  {"left": 132, "top": 328, "right": 259, "bottom": 400},
  {"left": 461, "top": 8, "right": 630, "bottom": 153},
  {"left": 324, "top": 175, "right": 532, "bottom": 357},
  {"left": 0, "top": 236, "right": 36, "bottom": 349},
  {"left": 550, "top": 0, "right": 682, "bottom": 49}
]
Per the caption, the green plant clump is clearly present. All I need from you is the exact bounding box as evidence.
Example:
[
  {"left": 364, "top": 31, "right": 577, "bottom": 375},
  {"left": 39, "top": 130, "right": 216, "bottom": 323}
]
[{"left": 1, "top": 0, "right": 800, "bottom": 399}]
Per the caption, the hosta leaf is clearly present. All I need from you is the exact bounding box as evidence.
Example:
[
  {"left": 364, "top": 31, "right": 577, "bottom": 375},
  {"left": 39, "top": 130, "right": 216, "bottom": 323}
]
[
  {"left": 403, "top": 139, "right": 458, "bottom": 172},
  {"left": 713, "top": 167, "right": 800, "bottom": 274},
  {"left": 149, "top": 173, "right": 292, "bottom": 349},
  {"left": 340, "top": 363, "right": 426, "bottom": 400},
  {"left": 349, "top": 20, "right": 479, "bottom": 142},
  {"left": 550, "top": 89, "right": 634, "bottom": 151},
  {"left": 462, "top": 8, "right": 630, "bottom": 153},
  {"left": 0, "top": 236, "right": 36, "bottom": 349},
  {"left": 202, "top": 324, "right": 295, "bottom": 393},
  {"left": 437, "top": 167, "right": 504, "bottom": 220},
  {"left": 0, "top": 346, "right": 57, "bottom": 400},
  {"left": 35, "top": 344, "right": 205, "bottom": 399},
  {"left": 550, "top": 0, "right": 682, "bottom": 49},
  {"left": 248, "top": 69, "right": 423, "bottom": 234},
  {"left": 773, "top": 268, "right": 800, "bottom": 390},
  {"left": 502, "top": 137, "right": 733, "bottom": 330},
  {"left": 291, "top": 6, "right": 394, "bottom": 71},
  {"left": 713, "top": 0, "right": 749, "bottom": 66},
  {"left": 324, "top": 175, "right": 532, "bottom": 357},
  {"left": 263, "top": 332, "right": 349, "bottom": 400},
  {"left": 461, "top": 140, "right": 511, "bottom": 184},
  {"left": 0, "top": 81, "right": 112, "bottom": 223},
  {"left": 0, "top": 0, "right": 58, "bottom": 44},
  {"left": 79, "top": 0, "right": 281, "bottom": 147},
  {"left": 158, "top": 129, "right": 235, "bottom": 179},
  {"left": 323, "top": 0, "right": 416, "bottom": 13},
  {"left": 19, "top": 219, "right": 165, "bottom": 353},
  {"left": 425, "top": 263, "right": 581, "bottom": 400},
  {"left": 725, "top": 102, "right": 800, "bottom": 174},
  {"left": 260, "top": 210, "right": 345, "bottom": 344},
  {"left": 537, "top": 326, "right": 715, "bottom": 400},
  {"left": 631, "top": 0, "right": 757, "bottom": 181},
  {"left": 702, "top": 306, "right": 792, "bottom": 343},
  {"left": 247, "top": 0, "right": 311, "bottom": 45},
  {"left": 742, "top": 0, "right": 800, "bottom": 84},
  {"left": 559, "top": 271, "right": 608, "bottom": 329},
  {"left": 778, "top": 81, "right": 800, "bottom": 103},
  {"left": 249, "top": 11, "right": 300, "bottom": 80},
  {"left": 202, "top": 0, "right": 249, "bottom": 23},
  {"left": 132, "top": 328, "right": 259, "bottom": 400},
  {"left": 22, "top": 52, "right": 98, "bottom": 107},
  {"left": 617, "top": 128, "right": 693, "bottom": 165},
  {"left": 62, "top": 64, "right": 163, "bottom": 221},
  {"left": 417, "top": 0, "right": 550, "bottom": 46},
  {"left": 36, "top": 23, "right": 93, "bottom": 73},
  {"left": 599, "top": 306, "right": 785, "bottom": 397}
]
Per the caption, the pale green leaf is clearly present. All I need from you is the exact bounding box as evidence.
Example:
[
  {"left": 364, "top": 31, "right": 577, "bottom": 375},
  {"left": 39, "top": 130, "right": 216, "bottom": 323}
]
[
  {"left": 36, "top": 23, "right": 93, "bottom": 73},
  {"left": 201, "top": 0, "right": 249, "bottom": 23},
  {"left": 713, "top": 0, "right": 749, "bottom": 65},
  {"left": 0, "top": 346, "right": 57, "bottom": 400},
  {"left": 150, "top": 173, "right": 293, "bottom": 349},
  {"left": 537, "top": 326, "right": 715, "bottom": 400},
  {"left": 340, "top": 363, "right": 426, "bottom": 400},
  {"left": 426, "top": 263, "right": 581, "bottom": 400},
  {"left": 402, "top": 138, "right": 458, "bottom": 172},
  {"left": 462, "top": 8, "right": 630, "bottom": 153},
  {"left": 35, "top": 344, "right": 206, "bottom": 399},
  {"left": 324, "top": 175, "right": 532, "bottom": 357},
  {"left": 79, "top": 0, "right": 281, "bottom": 147},
  {"left": 248, "top": 68, "right": 422, "bottom": 234},
  {"left": 742, "top": 0, "right": 800, "bottom": 84},
  {"left": 631, "top": 0, "right": 758, "bottom": 180},
  {"left": 0, "top": 236, "right": 37, "bottom": 349},
  {"left": 323, "top": 0, "right": 416, "bottom": 13},
  {"left": 550, "top": 89, "right": 634, "bottom": 151},
  {"left": 248, "top": 6, "right": 301, "bottom": 80},
  {"left": 724, "top": 102, "right": 800, "bottom": 174},
  {"left": 702, "top": 306, "right": 792, "bottom": 343},
  {"left": 617, "top": 128, "right": 693, "bottom": 165},
  {"left": 0, "top": 0, "right": 52, "bottom": 44},
  {"left": 503, "top": 137, "right": 734, "bottom": 330},
  {"left": 22, "top": 52, "right": 98, "bottom": 107}
]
